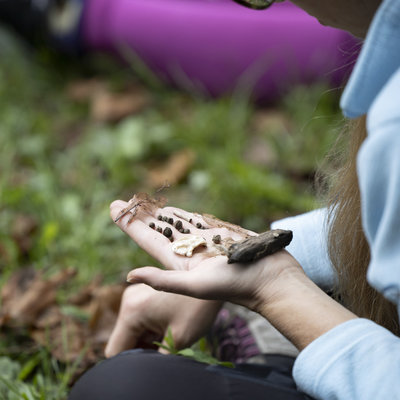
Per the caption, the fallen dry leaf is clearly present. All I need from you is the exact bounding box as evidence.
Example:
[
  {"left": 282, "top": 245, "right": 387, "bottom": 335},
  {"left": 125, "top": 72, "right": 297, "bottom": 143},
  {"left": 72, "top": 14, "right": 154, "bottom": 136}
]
[
  {"left": 66, "top": 78, "right": 106, "bottom": 102},
  {"left": 67, "top": 78, "right": 151, "bottom": 122},
  {"left": 1, "top": 268, "right": 126, "bottom": 383},
  {"left": 67, "top": 275, "right": 103, "bottom": 306},
  {"left": 91, "top": 86, "right": 150, "bottom": 122},
  {"left": 147, "top": 149, "right": 195, "bottom": 188},
  {"left": 31, "top": 316, "right": 95, "bottom": 364},
  {"left": 0, "top": 267, "right": 76, "bottom": 326},
  {"left": 88, "top": 285, "right": 125, "bottom": 344},
  {"left": 11, "top": 214, "right": 38, "bottom": 255}
]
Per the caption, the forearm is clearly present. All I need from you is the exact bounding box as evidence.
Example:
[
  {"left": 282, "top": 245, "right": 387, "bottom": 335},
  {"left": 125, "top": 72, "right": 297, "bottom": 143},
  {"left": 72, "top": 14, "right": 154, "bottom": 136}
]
[{"left": 255, "top": 268, "right": 357, "bottom": 350}]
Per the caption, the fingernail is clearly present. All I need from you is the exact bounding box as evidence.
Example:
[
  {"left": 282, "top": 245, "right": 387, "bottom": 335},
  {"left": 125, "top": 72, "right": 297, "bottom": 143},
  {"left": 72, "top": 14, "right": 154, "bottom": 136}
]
[{"left": 126, "top": 273, "right": 136, "bottom": 283}]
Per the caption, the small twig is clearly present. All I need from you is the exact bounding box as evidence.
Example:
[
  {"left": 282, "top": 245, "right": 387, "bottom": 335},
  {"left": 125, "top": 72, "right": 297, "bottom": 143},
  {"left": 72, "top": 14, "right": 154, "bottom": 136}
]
[
  {"left": 173, "top": 211, "right": 192, "bottom": 223},
  {"left": 156, "top": 181, "right": 171, "bottom": 193},
  {"left": 114, "top": 201, "right": 144, "bottom": 222}
]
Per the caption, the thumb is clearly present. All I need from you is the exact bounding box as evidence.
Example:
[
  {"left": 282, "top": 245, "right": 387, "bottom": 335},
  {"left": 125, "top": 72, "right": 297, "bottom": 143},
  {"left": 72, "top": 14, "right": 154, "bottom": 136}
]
[
  {"left": 158, "top": 325, "right": 189, "bottom": 355},
  {"left": 105, "top": 315, "right": 140, "bottom": 358},
  {"left": 127, "top": 267, "right": 207, "bottom": 299}
]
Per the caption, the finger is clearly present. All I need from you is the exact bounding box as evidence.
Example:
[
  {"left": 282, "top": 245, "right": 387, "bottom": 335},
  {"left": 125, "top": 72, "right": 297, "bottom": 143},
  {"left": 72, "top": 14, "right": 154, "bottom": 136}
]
[
  {"left": 110, "top": 201, "right": 182, "bottom": 268},
  {"left": 126, "top": 265, "right": 226, "bottom": 300},
  {"left": 158, "top": 326, "right": 184, "bottom": 355},
  {"left": 111, "top": 201, "right": 204, "bottom": 238},
  {"left": 105, "top": 315, "right": 140, "bottom": 358},
  {"left": 163, "top": 207, "right": 211, "bottom": 230}
]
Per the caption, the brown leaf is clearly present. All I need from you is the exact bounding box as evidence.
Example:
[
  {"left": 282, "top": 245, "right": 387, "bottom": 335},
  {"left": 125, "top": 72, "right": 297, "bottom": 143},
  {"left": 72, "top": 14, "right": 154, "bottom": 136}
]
[
  {"left": 0, "top": 268, "right": 76, "bottom": 326},
  {"left": 31, "top": 316, "right": 94, "bottom": 364},
  {"left": 11, "top": 214, "right": 38, "bottom": 255},
  {"left": 66, "top": 78, "right": 105, "bottom": 102},
  {"left": 91, "top": 86, "right": 150, "bottom": 122},
  {"left": 88, "top": 284, "right": 125, "bottom": 345},
  {"left": 67, "top": 275, "right": 103, "bottom": 306},
  {"left": 35, "top": 305, "right": 64, "bottom": 329},
  {"left": 1, "top": 268, "right": 126, "bottom": 381},
  {"left": 147, "top": 149, "right": 195, "bottom": 188}
]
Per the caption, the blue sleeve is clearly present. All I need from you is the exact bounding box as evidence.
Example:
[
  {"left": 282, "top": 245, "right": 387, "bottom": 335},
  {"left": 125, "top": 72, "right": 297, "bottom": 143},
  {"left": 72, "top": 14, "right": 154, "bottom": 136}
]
[
  {"left": 293, "top": 318, "right": 400, "bottom": 399},
  {"left": 271, "top": 208, "right": 336, "bottom": 291},
  {"left": 293, "top": 67, "right": 400, "bottom": 400}
]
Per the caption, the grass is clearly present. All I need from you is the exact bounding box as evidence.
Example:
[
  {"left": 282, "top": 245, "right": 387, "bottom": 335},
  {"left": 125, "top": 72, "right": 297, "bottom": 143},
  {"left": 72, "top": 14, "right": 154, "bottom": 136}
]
[{"left": 0, "top": 26, "right": 345, "bottom": 398}]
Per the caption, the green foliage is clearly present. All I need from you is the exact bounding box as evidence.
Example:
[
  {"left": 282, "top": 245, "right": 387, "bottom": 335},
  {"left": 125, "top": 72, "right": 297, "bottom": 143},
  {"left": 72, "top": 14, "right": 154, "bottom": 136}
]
[
  {"left": 154, "top": 328, "right": 234, "bottom": 369},
  {"left": 0, "top": 354, "right": 71, "bottom": 400}
]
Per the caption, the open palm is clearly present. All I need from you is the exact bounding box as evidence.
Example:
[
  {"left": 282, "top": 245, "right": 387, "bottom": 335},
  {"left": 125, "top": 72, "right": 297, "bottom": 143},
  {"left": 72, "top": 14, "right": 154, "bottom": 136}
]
[{"left": 110, "top": 200, "right": 302, "bottom": 310}]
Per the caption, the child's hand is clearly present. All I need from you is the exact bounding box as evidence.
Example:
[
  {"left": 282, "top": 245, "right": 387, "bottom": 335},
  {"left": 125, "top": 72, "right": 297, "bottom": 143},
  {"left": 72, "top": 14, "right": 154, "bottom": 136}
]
[
  {"left": 110, "top": 200, "right": 302, "bottom": 312},
  {"left": 105, "top": 283, "right": 221, "bottom": 358}
]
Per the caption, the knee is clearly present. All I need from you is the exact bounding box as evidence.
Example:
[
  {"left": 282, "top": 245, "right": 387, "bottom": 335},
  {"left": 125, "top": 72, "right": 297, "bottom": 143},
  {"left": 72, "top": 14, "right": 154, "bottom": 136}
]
[{"left": 68, "top": 349, "right": 162, "bottom": 400}]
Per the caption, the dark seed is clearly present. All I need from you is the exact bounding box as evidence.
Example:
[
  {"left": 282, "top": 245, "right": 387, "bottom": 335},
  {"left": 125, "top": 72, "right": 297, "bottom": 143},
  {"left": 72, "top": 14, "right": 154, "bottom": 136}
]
[
  {"left": 196, "top": 222, "right": 202, "bottom": 229},
  {"left": 156, "top": 226, "right": 162, "bottom": 233},
  {"left": 212, "top": 235, "right": 221, "bottom": 244},
  {"left": 168, "top": 218, "right": 174, "bottom": 225},
  {"left": 175, "top": 220, "right": 183, "bottom": 230},
  {"left": 158, "top": 215, "right": 163, "bottom": 221},
  {"left": 149, "top": 222, "right": 155, "bottom": 229},
  {"left": 189, "top": 218, "right": 193, "bottom": 224},
  {"left": 183, "top": 229, "right": 190, "bottom": 234},
  {"left": 163, "top": 227, "right": 173, "bottom": 238},
  {"left": 179, "top": 228, "right": 184, "bottom": 233},
  {"left": 169, "top": 236, "right": 174, "bottom": 242},
  {"left": 162, "top": 216, "right": 168, "bottom": 222}
]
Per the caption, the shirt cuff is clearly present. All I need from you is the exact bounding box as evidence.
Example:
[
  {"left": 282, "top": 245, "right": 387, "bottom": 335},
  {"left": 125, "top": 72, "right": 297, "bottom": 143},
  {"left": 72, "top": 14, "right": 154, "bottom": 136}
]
[
  {"left": 293, "top": 318, "right": 399, "bottom": 399},
  {"left": 271, "top": 209, "right": 335, "bottom": 290}
]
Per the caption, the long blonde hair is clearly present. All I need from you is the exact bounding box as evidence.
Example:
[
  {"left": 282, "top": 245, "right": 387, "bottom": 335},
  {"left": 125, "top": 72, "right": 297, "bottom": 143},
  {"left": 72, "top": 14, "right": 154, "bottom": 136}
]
[{"left": 326, "top": 116, "right": 399, "bottom": 335}]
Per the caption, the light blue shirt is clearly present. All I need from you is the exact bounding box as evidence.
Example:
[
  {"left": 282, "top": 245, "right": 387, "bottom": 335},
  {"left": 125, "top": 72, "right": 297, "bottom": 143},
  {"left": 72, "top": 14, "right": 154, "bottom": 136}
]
[{"left": 273, "top": 0, "right": 400, "bottom": 397}]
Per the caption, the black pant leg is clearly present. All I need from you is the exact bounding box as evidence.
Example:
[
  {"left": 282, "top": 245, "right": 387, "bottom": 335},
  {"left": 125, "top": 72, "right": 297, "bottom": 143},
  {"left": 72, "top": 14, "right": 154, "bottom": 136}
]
[{"left": 68, "top": 349, "right": 310, "bottom": 400}]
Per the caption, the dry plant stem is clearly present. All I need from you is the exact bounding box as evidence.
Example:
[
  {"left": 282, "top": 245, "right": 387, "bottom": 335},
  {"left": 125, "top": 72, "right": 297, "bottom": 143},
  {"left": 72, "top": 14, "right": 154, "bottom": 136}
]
[{"left": 114, "top": 193, "right": 166, "bottom": 223}]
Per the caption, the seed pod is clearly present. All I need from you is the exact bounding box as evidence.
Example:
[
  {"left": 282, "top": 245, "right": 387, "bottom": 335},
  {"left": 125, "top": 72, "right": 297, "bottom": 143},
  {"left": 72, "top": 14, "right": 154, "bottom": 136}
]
[
  {"left": 212, "top": 235, "right": 221, "bottom": 244},
  {"left": 163, "top": 227, "right": 173, "bottom": 238},
  {"left": 149, "top": 222, "right": 156, "bottom": 229},
  {"left": 175, "top": 220, "right": 183, "bottom": 230}
]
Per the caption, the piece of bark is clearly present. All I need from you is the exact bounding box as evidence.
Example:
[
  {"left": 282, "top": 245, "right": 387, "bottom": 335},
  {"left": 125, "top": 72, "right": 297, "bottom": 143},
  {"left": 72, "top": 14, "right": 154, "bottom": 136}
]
[{"left": 227, "top": 229, "right": 293, "bottom": 264}]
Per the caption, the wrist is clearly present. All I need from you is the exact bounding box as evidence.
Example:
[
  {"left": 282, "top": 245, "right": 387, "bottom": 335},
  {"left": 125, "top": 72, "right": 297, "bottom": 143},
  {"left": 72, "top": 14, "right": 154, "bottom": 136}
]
[{"left": 254, "top": 265, "right": 357, "bottom": 350}]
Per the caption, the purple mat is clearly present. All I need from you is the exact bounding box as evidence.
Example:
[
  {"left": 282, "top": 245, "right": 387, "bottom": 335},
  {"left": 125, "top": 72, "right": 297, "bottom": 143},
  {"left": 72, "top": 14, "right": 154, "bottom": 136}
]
[{"left": 82, "top": 0, "right": 359, "bottom": 100}]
